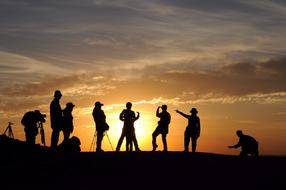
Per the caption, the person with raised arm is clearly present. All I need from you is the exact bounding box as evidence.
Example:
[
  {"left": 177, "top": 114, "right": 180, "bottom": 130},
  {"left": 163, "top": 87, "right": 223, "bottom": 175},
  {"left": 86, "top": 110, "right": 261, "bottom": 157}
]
[
  {"left": 116, "top": 102, "right": 141, "bottom": 152},
  {"left": 152, "top": 105, "right": 171, "bottom": 151},
  {"left": 176, "top": 108, "right": 200, "bottom": 152}
]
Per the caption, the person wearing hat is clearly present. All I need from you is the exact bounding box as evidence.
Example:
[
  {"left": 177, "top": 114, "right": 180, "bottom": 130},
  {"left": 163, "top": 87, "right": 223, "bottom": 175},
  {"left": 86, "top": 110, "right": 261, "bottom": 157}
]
[
  {"left": 228, "top": 130, "right": 259, "bottom": 157},
  {"left": 176, "top": 108, "right": 200, "bottom": 152},
  {"left": 62, "top": 102, "right": 75, "bottom": 142},
  {"left": 92, "top": 101, "right": 109, "bottom": 152},
  {"left": 152, "top": 104, "right": 171, "bottom": 151},
  {"left": 50, "top": 90, "right": 63, "bottom": 148}
]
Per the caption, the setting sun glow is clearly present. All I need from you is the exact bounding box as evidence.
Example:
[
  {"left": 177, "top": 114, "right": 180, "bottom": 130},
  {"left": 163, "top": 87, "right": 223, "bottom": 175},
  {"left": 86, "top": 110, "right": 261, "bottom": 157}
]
[{"left": 1, "top": 0, "right": 286, "bottom": 155}]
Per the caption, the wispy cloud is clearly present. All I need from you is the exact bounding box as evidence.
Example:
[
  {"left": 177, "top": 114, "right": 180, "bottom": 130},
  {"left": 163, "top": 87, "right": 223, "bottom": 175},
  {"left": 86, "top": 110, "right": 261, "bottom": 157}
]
[{"left": 0, "top": 0, "right": 285, "bottom": 76}]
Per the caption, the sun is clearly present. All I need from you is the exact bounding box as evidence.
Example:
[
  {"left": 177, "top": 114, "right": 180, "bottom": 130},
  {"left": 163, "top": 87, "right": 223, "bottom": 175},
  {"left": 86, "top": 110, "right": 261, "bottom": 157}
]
[
  {"left": 105, "top": 110, "right": 155, "bottom": 151},
  {"left": 133, "top": 118, "right": 150, "bottom": 141}
]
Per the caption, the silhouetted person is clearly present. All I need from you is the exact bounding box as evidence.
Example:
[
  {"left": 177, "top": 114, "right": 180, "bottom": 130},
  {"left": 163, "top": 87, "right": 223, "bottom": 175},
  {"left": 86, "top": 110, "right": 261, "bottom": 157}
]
[
  {"left": 92, "top": 101, "right": 109, "bottom": 152},
  {"left": 176, "top": 108, "right": 200, "bottom": 152},
  {"left": 116, "top": 102, "right": 140, "bottom": 152},
  {"left": 62, "top": 102, "right": 75, "bottom": 142},
  {"left": 152, "top": 105, "right": 171, "bottom": 151},
  {"left": 125, "top": 111, "right": 140, "bottom": 152},
  {"left": 50, "top": 90, "right": 63, "bottom": 149},
  {"left": 228, "top": 130, "right": 259, "bottom": 157},
  {"left": 21, "top": 110, "right": 46, "bottom": 144}
]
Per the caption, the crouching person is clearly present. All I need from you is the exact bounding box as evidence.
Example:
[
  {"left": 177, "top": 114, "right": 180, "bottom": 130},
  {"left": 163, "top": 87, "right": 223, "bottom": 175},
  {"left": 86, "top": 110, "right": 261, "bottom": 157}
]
[
  {"left": 21, "top": 110, "right": 46, "bottom": 145},
  {"left": 228, "top": 130, "right": 259, "bottom": 157}
]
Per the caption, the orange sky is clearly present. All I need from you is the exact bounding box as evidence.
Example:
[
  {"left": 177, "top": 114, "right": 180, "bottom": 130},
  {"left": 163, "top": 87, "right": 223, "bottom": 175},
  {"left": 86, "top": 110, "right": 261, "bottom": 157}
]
[
  {"left": 1, "top": 0, "right": 286, "bottom": 155},
  {"left": 2, "top": 96, "right": 286, "bottom": 155}
]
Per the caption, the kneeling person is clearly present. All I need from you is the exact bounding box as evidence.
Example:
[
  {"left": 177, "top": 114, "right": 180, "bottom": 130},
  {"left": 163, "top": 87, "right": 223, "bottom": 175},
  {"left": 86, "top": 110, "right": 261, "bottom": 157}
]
[{"left": 228, "top": 130, "right": 259, "bottom": 157}]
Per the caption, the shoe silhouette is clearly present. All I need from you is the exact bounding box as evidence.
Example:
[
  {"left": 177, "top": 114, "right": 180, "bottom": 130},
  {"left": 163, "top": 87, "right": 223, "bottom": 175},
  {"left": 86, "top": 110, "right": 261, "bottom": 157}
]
[{"left": 152, "top": 144, "right": 158, "bottom": 151}]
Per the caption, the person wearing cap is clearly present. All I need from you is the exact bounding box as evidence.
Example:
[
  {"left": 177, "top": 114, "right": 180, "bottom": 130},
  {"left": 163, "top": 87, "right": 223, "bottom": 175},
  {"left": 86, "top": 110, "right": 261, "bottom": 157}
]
[
  {"left": 152, "top": 104, "right": 171, "bottom": 151},
  {"left": 116, "top": 102, "right": 141, "bottom": 152},
  {"left": 62, "top": 102, "right": 75, "bottom": 142},
  {"left": 92, "top": 101, "right": 109, "bottom": 152},
  {"left": 228, "top": 130, "right": 259, "bottom": 157},
  {"left": 50, "top": 90, "right": 63, "bottom": 148},
  {"left": 176, "top": 108, "right": 200, "bottom": 152},
  {"left": 21, "top": 110, "right": 46, "bottom": 144}
]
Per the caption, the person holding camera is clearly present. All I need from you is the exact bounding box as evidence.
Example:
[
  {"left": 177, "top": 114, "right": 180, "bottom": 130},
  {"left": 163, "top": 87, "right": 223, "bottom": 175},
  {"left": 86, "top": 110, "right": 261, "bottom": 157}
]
[
  {"left": 92, "top": 101, "right": 109, "bottom": 152},
  {"left": 62, "top": 102, "right": 75, "bottom": 142},
  {"left": 152, "top": 105, "right": 171, "bottom": 152},
  {"left": 21, "top": 110, "right": 46, "bottom": 144}
]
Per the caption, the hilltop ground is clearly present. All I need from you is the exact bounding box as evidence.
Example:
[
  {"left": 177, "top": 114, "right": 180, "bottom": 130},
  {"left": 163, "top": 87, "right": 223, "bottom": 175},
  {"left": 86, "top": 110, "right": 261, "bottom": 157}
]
[{"left": 0, "top": 137, "right": 285, "bottom": 190}]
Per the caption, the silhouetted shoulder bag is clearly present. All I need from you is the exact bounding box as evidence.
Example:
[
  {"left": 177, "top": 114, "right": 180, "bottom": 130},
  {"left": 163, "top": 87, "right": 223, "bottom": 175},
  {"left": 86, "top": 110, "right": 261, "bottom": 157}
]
[{"left": 104, "top": 123, "right": 110, "bottom": 131}]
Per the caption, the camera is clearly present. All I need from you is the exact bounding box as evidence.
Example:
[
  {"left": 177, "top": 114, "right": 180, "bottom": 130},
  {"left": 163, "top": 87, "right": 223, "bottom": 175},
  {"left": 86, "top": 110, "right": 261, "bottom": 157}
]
[
  {"left": 34, "top": 110, "right": 46, "bottom": 123},
  {"left": 39, "top": 113, "right": 47, "bottom": 123}
]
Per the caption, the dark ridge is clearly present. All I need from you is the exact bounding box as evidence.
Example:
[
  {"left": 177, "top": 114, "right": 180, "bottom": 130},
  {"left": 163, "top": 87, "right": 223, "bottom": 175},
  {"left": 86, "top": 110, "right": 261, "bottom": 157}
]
[{"left": 0, "top": 135, "right": 285, "bottom": 190}]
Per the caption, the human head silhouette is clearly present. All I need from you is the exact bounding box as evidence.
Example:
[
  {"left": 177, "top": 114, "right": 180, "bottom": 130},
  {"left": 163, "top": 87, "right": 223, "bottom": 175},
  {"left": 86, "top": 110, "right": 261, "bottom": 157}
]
[
  {"left": 66, "top": 102, "right": 75, "bottom": 111},
  {"left": 161, "top": 104, "right": 167, "bottom": 111},
  {"left": 236, "top": 130, "right": 243, "bottom": 137},
  {"left": 126, "top": 102, "right": 132, "bottom": 110},
  {"left": 54, "top": 90, "right": 62, "bottom": 99},
  {"left": 190, "top": 108, "right": 198, "bottom": 114},
  {"left": 34, "top": 110, "right": 46, "bottom": 123},
  {"left": 95, "top": 101, "right": 103, "bottom": 108}
]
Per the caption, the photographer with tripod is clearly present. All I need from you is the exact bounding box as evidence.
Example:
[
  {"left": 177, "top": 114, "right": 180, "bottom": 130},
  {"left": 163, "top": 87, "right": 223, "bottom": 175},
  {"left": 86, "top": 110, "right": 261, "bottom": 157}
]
[
  {"left": 21, "top": 110, "right": 46, "bottom": 145},
  {"left": 92, "top": 101, "right": 110, "bottom": 152}
]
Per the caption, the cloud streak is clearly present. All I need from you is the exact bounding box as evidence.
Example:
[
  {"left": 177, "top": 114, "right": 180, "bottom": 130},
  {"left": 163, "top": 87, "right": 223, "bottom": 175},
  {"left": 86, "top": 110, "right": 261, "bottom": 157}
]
[{"left": 0, "top": 0, "right": 285, "bottom": 76}]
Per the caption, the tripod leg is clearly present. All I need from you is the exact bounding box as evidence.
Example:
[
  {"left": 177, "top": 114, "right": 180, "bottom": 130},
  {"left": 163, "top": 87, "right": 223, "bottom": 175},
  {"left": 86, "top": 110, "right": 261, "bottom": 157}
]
[
  {"left": 90, "top": 132, "right": 97, "bottom": 152},
  {"left": 105, "top": 132, "right": 114, "bottom": 151}
]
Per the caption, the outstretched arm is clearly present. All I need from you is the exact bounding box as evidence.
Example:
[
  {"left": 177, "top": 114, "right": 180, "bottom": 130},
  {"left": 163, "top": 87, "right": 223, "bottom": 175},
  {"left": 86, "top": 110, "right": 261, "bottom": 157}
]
[
  {"left": 176, "top": 110, "right": 189, "bottom": 119},
  {"left": 228, "top": 140, "right": 241, "bottom": 149}
]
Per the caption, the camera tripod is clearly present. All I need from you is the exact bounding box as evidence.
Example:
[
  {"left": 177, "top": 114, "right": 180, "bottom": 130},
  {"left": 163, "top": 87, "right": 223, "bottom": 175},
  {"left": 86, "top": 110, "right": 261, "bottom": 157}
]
[
  {"left": 2, "top": 122, "right": 14, "bottom": 139},
  {"left": 38, "top": 121, "right": 46, "bottom": 146},
  {"left": 90, "top": 130, "right": 114, "bottom": 152}
]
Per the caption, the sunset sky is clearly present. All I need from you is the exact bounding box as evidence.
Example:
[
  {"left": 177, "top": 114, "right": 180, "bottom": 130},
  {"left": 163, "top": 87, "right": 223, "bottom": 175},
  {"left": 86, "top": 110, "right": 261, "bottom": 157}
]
[{"left": 1, "top": 0, "right": 286, "bottom": 155}]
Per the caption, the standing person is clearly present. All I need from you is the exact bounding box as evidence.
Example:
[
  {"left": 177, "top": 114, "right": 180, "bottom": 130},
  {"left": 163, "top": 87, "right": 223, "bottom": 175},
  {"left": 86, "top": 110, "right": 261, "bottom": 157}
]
[
  {"left": 176, "top": 108, "right": 200, "bottom": 152},
  {"left": 116, "top": 102, "right": 140, "bottom": 152},
  {"left": 21, "top": 110, "right": 46, "bottom": 144},
  {"left": 228, "top": 130, "right": 259, "bottom": 157},
  {"left": 152, "top": 105, "right": 171, "bottom": 152},
  {"left": 92, "top": 101, "right": 109, "bottom": 152},
  {"left": 50, "top": 90, "right": 63, "bottom": 149},
  {"left": 62, "top": 102, "right": 75, "bottom": 142}
]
